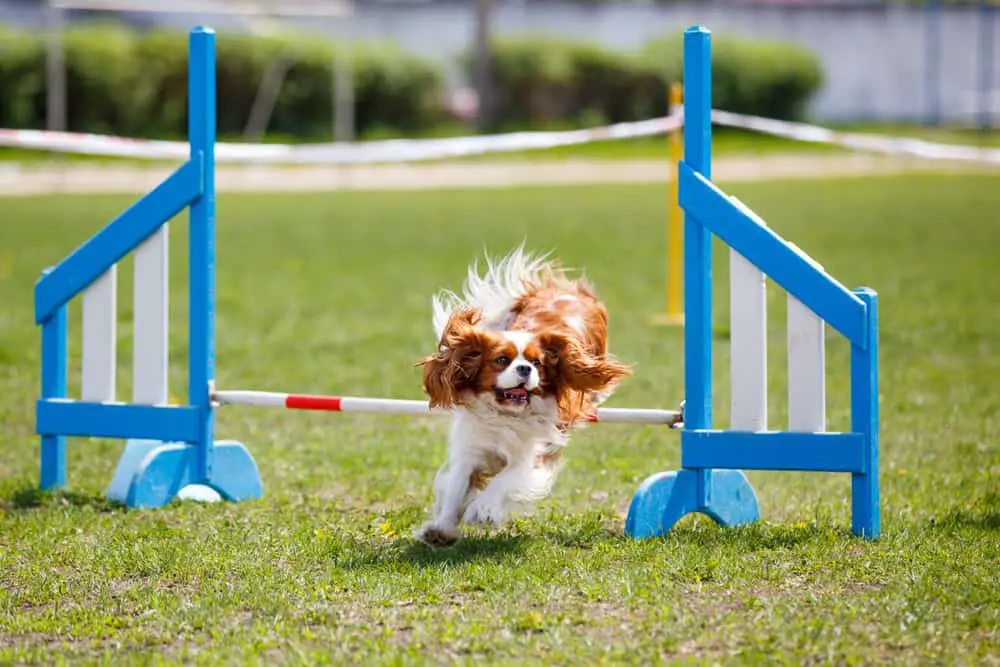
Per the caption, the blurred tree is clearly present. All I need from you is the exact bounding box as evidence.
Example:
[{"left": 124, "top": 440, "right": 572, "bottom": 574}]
[{"left": 474, "top": 0, "right": 494, "bottom": 132}]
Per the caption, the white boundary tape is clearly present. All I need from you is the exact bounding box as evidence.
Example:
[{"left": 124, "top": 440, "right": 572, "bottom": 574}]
[
  {"left": 0, "top": 116, "right": 680, "bottom": 165},
  {"left": 710, "top": 110, "right": 1000, "bottom": 165},
  {"left": 1, "top": 109, "right": 998, "bottom": 165}
]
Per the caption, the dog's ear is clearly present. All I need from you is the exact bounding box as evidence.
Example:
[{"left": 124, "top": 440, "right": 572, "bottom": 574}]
[
  {"left": 419, "top": 308, "right": 490, "bottom": 408},
  {"left": 538, "top": 331, "right": 631, "bottom": 395}
]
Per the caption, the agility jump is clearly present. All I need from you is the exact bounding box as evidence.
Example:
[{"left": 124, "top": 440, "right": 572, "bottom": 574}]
[{"left": 32, "top": 25, "right": 880, "bottom": 539}]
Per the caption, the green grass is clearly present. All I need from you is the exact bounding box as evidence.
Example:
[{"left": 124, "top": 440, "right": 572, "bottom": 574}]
[
  {"left": 1, "top": 172, "right": 999, "bottom": 664},
  {"left": 2, "top": 123, "right": 998, "bottom": 166}
]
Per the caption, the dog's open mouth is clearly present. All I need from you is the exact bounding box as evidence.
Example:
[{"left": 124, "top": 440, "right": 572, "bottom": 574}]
[{"left": 495, "top": 385, "right": 530, "bottom": 405}]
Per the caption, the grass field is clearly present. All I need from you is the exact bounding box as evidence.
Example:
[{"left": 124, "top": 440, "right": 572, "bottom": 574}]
[{"left": 1, "top": 172, "right": 998, "bottom": 664}]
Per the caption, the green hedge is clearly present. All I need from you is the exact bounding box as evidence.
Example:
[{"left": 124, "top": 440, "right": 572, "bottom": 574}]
[
  {"left": 0, "top": 26, "right": 46, "bottom": 130},
  {"left": 465, "top": 36, "right": 664, "bottom": 129},
  {"left": 0, "top": 23, "right": 447, "bottom": 139},
  {"left": 640, "top": 32, "right": 824, "bottom": 121},
  {"left": 0, "top": 23, "right": 823, "bottom": 140},
  {"left": 470, "top": 32, "right": 823, "bottom": 129}
]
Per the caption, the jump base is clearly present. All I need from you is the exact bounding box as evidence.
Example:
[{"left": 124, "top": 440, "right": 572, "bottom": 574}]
[
  {"left": 625, "top": 469, "right": 760, "bottom": 538},
  {"left": 107, "top": 439, "right": 262, "bottom": 509}
]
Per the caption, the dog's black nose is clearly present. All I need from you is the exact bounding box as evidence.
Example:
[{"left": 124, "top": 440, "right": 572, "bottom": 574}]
[{"left": 516, "top": 364, "right": 533, "bottom": 378}]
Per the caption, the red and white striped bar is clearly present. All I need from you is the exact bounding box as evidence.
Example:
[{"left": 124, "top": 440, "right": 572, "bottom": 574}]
[{"left": 213, "top": 390, "right": 683, "bottom": 427}]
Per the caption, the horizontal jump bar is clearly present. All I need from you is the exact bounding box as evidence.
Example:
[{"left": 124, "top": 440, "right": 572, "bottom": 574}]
[
  {"left": 212, "top": 390, "right": 683, "bottom": 427},
  {"left": 37, "top": 399, "right": 203, "bottom": 443},
  {"left": 681, "top": 429, "right": 867, "bottom": 473}
]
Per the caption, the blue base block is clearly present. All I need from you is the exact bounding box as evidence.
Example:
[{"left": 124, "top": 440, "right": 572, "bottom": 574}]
[
  {"left": 624, "top": 468, "right": 760, "bottom": 538},
  {"left": 107, "top": 439, "right": 263, "bottom": 509}
]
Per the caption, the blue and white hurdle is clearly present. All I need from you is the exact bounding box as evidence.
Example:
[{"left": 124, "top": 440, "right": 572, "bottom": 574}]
[
  {"left": 32, "top": 25, "right": 879, "bottom": 539},
  {"left": 624, "top": 26, "right": 879, "bottom": 540},
  {"left": 35, "top": 27, "right": 264, "bottom": 507}
]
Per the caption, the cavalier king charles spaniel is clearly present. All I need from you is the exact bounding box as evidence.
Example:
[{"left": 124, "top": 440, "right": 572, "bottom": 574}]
[{"left": 414, "top": 246, "right": 631, "bottom": 547}]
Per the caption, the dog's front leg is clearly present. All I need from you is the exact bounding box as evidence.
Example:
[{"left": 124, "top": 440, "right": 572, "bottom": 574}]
[
  {"left": 414, "top": 460, "right": 475, "bottom": 547},
  {"left": 462, "top": 461, "right": 532, "bottom": 529}
]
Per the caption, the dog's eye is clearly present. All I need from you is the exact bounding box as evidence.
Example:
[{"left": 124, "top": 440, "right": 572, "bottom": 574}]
[
  {"left": 531, "top": 359, "right": 542, "bottom": 368},
  {"left": 495, "top": 356, "right": 510, "bottom": 366}
]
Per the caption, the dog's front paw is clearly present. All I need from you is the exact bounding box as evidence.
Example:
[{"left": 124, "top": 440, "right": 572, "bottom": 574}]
[
  {"left": 414, "top": 522, "right": 460, "bottom": 548},
  {"left": 462, "top": 498, "right": 504, "bottom": 528}
]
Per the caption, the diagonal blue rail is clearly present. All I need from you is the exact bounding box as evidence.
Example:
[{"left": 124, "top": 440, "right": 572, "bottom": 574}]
[
  {"left": 33, "top": 158, "right": 203, "bottom": 324},
  {"left": 34, "top": 26, "right": 262, "bottom": 509},
  {"left": 626, "top": 25, "right": 880, "bottom": 541},
  {"left": 677, "top": 165, "right": 869, "bottom": 349}
]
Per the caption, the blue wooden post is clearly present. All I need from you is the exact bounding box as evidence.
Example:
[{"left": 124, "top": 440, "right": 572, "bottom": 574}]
[
  {"left": 851, "top": 288, "right": 880, "bottom": 538},
  {"left": 624, "top": 26, "right": 759, "bottom": 539},
  {"left": 39, "top": 268, "right": 67, "bottom": 490},
  {"left": 189, "top": 26, "right": 217, "bottom": 483},
  {"left": 682, "top": 26, "right": 714, "bottom": 508}
]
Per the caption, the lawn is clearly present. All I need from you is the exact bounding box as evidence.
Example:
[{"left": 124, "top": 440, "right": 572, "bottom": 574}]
[{"left": 0, "top": 172, "right": 998, "bottom": 664}]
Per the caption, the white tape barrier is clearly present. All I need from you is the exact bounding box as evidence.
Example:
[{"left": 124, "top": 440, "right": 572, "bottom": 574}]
[
  {"left": 0, "top": 116, "right": 680, "bottom": 165},
  {"left": 710, "top": 110, "right": 1000, "bottom": 165},
  {"left": 1, "top": 109, "right": 998, "bottom": 165}
]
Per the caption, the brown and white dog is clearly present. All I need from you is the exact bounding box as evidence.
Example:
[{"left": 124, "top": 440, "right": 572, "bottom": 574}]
[{"left": 414, "top": 246, "right": 631, "bottom": 546}]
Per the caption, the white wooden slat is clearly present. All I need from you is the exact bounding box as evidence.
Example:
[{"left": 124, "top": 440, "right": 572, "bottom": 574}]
[
  {"left": 728, "top": 196, "right": 767, "bottom": 432},
  {"left": 786, "top": 242, "right": 826, "bottom": 432},
  {"left": 133, "top": 225, "right": 169, "bottom": 405},
  {"left": 81, "top": 266, "right": 117, "bottom": 402}
]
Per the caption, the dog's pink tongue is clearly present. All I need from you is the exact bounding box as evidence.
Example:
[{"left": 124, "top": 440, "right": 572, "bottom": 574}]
[{"left": 506, "top": 388, "right": 528, "bottom": 399}]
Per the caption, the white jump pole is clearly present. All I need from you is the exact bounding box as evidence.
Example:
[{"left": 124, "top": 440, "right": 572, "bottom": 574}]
[{"left": 213, "top": 390, "right": 683, "bottom": 426}]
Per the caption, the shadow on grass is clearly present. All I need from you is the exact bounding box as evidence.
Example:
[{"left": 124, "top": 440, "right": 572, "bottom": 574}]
[
  {"left": 931, "top": 492, "right": 1000, "bottom": 532},
  {"left": 340, "top": 512, "right": 860, "bottom": 573},
  {"left": 329, "top": 532, "right": 531, "bottom": 571},
  {"left": 661, "top": 513, "right": 860, "bottom": 551},
  {"left": 336, "top": 513, "right": 628, "bottom": 569},
  {"left": 374, "top": 519, "right": 856, "bottom": 574},
  {"left": 399, "top": 533, "right": 531, "bottom": 567},
  {"left": 1, "top": 485, "right": 123, "bottom": 513}
]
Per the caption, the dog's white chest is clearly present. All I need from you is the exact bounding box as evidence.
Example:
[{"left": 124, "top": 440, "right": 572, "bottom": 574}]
[{"left": 450, "top": 397, "right": 563, "bottom": 464}]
